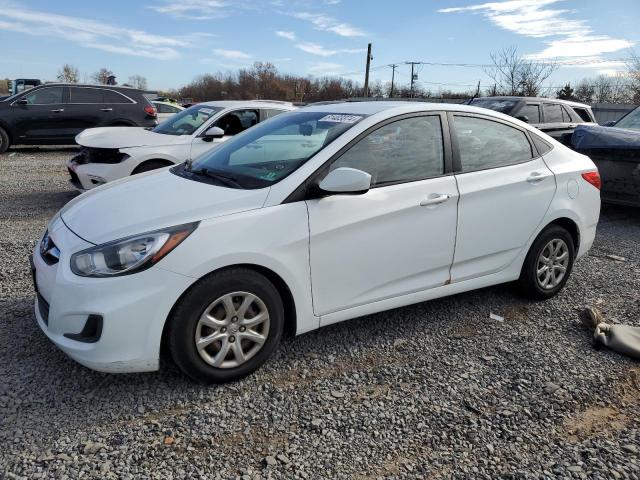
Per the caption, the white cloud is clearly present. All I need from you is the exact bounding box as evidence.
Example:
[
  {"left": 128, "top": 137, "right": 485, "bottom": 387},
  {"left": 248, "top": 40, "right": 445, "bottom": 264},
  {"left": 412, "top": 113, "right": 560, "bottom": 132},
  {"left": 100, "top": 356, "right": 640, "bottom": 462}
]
[
  {"left": 0, "top": 4, "right": 210, "bottom": 59},
  {"left": 290, "top": 12, "right": 366, "bottom": 37},
  {"left": 213, "top": 48, "right": 251, "bottom": 59},
  {"left": 308, "top": 62, "right": 344, "bottom": 75},
  {"left": 275, "top": 30, "right": 296, "bottom": 40},
  {"left": 151, "top": 0, "right": 229, "bottom": 20},
  {"left": 296, "top": 42, "right": 364, "bottom": 57},
  {"left": 439, "top": 0, "right": 633, "bottom": 61}
]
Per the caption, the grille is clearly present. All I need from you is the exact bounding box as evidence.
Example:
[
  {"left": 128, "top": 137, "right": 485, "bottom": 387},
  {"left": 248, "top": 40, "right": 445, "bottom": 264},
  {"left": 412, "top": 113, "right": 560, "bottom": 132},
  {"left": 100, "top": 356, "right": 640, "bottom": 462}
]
[{"left": 82, "top": 147, "right": 128, "bottom": 164}]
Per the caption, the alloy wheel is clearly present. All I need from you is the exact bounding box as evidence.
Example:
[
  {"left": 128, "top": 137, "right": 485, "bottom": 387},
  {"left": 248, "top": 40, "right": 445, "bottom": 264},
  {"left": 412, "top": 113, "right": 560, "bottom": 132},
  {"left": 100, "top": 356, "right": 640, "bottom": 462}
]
[
  {"left": 536, "top": 239, "right": 569, "bottom": 290},
  {"left": 194, "top": 291, "right": 270, "bottom": 368}
]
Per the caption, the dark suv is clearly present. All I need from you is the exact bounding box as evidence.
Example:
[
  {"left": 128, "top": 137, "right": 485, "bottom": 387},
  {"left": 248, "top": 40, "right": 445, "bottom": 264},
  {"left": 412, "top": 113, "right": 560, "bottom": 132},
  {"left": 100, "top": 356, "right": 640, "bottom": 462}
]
[
  {"left": 0, "top": 84, "right": 158, "bottom": 153},
  {"left": 470, "top": 96, "right": 596, "bottom": 145}
]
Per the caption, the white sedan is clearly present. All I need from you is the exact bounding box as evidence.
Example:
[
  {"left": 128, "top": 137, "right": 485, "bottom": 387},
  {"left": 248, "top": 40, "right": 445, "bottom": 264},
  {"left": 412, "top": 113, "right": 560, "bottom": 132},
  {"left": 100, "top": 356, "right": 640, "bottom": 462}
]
[
  {"left": 67, "top": 100, "right": 296, "bottom": 191},
  {"left": 152, "top": 101, "right": 184, "bottom": 121},
  {"left": 33, "top": 102, "right": 600, "bottom": 383}
]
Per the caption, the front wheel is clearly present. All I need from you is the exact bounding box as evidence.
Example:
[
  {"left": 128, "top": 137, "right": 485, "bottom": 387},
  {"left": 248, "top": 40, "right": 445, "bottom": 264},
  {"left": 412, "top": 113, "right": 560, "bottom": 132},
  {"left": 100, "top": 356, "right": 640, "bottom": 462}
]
[
  {"left": 167, "top": 268, "right": 284, "bottom": 383},
  {"left": 518, "top": 225, "right": 575, "bottom": 300}
]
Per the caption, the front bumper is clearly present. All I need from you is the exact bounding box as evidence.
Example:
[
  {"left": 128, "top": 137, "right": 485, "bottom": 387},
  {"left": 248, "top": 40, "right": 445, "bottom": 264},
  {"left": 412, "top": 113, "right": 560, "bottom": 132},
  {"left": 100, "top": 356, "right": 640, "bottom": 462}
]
[
  {"left": 32, "top": 221, "right": 195, "bottom": 373},
  {"left": 67, "top": 154, "right": 133, "bottom": 191}
]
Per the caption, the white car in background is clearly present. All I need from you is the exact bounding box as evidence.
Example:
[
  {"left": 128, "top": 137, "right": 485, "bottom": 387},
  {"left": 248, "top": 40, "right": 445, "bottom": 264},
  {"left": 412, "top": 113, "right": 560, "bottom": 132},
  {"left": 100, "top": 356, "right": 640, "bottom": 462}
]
[
  {"left": 34, "top": 102, "right": 600, "bottom": 383},
  {"left": 67, "top": 100, "right": 296, "bottom": 190},
  {"left": 152, "top": 101, "right": 184, "bottom": 121}
]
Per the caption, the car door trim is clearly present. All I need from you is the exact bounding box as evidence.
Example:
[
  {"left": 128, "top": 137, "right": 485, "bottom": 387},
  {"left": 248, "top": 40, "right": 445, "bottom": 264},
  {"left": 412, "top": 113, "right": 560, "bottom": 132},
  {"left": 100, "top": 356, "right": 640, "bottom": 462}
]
[{"left": 283, "top": 111, "right": 453, "bottom": 204}]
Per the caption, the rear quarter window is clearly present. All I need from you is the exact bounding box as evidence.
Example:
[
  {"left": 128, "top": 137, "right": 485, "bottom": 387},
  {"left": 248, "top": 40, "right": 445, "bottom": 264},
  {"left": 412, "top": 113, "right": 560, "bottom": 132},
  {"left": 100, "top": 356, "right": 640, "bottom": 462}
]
[
  {"left": 104, "top": 90, "right": 134, "bottom": 104},
  {"left": 572, "top": 107, "right": 592, "bottom": 123},
  {"left": 531, "top": 134, "right": 553, "bottom": 155}
]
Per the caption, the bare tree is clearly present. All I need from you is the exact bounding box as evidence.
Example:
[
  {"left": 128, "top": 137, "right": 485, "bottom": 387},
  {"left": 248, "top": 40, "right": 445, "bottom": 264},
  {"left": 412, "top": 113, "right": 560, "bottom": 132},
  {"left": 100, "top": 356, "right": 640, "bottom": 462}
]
[
  {"left": 485, "top": 46, "right": 557, "bottom": 96},
  {"left": 57, "top": 64, "right": 79, "bottom": 83},
  {"left": 127, "top": 75, "right": 148, "bottom": 90},
  {"left": 627, "top": 51, "right": 640, "bottom": 103},
  {"left": 573, "top": 79, "right": 595, "bottom": 103},
  {"left": 92, "top": 68, "right": 114, "bottom": 85}
]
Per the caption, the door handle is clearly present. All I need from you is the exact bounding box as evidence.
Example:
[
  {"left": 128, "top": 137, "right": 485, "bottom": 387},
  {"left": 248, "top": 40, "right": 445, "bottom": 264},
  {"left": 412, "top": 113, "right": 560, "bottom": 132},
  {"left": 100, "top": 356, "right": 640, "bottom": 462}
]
[
  {"left": 100, "top": 108, "right": 113, "bottom": 112},
  {"left": 527, "top": 172, "right": 546, "bottom": 183},
  {"left": 50, "top": 108, "right": 64, "bottom": 113},
  {"left": 420, "top": 194, "right": 450, "bottom": 207}
]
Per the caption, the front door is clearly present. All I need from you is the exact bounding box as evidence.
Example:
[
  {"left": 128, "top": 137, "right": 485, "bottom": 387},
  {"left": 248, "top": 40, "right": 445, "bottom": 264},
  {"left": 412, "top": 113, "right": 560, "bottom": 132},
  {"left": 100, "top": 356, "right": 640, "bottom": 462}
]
[
  {"left": 449, "top": 113, "right": 556, "bottom": 282},
  {"left": 12, "top": 86, "right": 67, "bottom": 142},
  {"left": 307, "top": 114, "right": 459, "bottom": 316}
]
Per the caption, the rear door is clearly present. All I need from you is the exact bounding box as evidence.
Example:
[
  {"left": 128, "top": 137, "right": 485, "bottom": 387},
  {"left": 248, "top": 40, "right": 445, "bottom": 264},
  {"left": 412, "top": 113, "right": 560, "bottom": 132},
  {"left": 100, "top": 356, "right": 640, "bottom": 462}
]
[
  {"left": 540, "top": 103, "right": 576, "bottom": 143},
  {"left": 449, "top": 113, "right": 555, "bottom": 282},
  {"left": 65, "top": 87, "right": 106, "bottom": 135},
  {"left": 11, "top": 86, "right": 67, "bottom": 142}
]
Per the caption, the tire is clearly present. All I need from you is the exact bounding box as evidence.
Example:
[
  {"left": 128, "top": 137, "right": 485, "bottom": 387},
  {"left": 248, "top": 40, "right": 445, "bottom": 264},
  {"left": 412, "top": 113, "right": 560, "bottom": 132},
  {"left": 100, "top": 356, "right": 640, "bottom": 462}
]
[
  {"left": 518, "top": 225, "right": 575, "bottom": 300},
  {"left": 131, "top": 160, "right": 171, "bottom": 175},
  {"left": 167, "top": 268, "right": 284, "bottom": 383},
  {"left": 0, "top": 127, "right": 9, "bottom": 154}
]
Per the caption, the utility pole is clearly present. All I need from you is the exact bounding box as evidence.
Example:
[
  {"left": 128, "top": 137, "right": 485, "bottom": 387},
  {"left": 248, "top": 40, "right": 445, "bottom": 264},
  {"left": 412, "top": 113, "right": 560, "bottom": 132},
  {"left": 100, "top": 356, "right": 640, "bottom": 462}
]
[
  {"left": 363, "top": 43, "right": 372, "bottom": 97},
  {"left": 406, "top": 61, "right": 420, "bottom": 98},
  {"left": 389, "top": 64, "right": 397, "bottom": 98}
]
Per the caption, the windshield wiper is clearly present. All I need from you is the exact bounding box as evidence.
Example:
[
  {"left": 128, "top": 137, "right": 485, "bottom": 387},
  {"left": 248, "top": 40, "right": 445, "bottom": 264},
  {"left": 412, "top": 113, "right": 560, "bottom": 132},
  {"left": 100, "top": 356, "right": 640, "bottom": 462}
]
[{"left": 191, "top": 168, "right": 243, "bottom": 188}]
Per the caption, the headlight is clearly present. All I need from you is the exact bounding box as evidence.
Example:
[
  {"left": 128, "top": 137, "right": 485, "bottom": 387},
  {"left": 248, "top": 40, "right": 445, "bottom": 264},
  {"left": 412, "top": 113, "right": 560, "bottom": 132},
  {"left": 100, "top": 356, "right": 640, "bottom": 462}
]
[{"left": 70, "top": 222, "right": 198, "bottom": 277}]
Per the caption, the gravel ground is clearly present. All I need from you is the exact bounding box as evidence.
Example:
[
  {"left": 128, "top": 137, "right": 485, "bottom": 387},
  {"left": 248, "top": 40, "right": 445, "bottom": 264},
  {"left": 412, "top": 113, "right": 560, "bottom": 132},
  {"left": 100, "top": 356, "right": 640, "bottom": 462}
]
[{"left": 0, "top": 146, "right": 639, "bottom": 480}]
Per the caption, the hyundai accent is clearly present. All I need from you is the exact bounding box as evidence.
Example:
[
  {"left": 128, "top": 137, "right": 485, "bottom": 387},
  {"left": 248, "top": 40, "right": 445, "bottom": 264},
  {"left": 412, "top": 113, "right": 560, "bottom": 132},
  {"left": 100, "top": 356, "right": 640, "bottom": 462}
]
[{"left": 31, "top": 102, "right": 601, "bottom": 383}]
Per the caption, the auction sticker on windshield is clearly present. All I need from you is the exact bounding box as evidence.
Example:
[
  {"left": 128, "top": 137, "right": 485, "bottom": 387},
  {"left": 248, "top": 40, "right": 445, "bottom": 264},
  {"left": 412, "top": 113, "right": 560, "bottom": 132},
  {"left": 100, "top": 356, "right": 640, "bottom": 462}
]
[{"left": 319, "top": 114, "right": 363, "bottom": 123}]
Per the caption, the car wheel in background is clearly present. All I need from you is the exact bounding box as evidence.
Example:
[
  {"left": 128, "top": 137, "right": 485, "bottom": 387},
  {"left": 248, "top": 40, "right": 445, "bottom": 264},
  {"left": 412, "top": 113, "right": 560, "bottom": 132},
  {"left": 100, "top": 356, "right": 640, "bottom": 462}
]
[
  {"left": 0, "top": 127, "right": 9, "bottom": 154},
  {"left": 131, "top": 160, "right": 172, "bottom": 175},
  {"left": 167, "top": 268, "right": 284, "bottom": 383},
  {"left": 518, "top": 225, "right": 575, "bottom": 300}
]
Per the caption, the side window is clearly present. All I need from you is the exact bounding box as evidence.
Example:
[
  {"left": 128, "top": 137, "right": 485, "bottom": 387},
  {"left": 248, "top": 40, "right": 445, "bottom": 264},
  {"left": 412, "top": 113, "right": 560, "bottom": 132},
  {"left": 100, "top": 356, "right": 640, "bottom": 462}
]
[
  {"left": 261, "top": 109, "right": 287, "bottom": 121},
  {"left": 155, "top": 103, "right": 172, "bottom": 113},
  {"left": 216, "top": 109, "right": 259, "bottom": 135},
  {"left": 69, "top": 87, "right": 104, "bottom": 103},
  {"left": 104, "top": 90, "right": 133, "bottom": 104},
  {"left": 531, "top": 134, "right": 553, "bottom": 155},
  {"left": 453, "top": 115, "right": 533, "bottom": 173},
  {"left": 23, "top": 87, "right": 64, "bottom": 105},
  {"left": 330, "top": 116, "right": 444, "bottom": 187},
  {"left": 561, "top": 106, "right": 573, "bottom": 122},
  {"left": 518, "top": 104, "right": 541, "bottom": 123},
  {"left": 572, "top": 107, "right": 592, "bottom": 123},
  {"left": 543, "top": 104, "right": 563, "bottom": 123}
]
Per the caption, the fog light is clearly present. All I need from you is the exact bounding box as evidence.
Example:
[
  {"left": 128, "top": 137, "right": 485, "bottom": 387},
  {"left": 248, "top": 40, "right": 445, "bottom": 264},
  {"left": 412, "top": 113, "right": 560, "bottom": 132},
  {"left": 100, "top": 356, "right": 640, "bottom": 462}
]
[{"left": 88, "top": 175, "right": 106, "bottom": 185}]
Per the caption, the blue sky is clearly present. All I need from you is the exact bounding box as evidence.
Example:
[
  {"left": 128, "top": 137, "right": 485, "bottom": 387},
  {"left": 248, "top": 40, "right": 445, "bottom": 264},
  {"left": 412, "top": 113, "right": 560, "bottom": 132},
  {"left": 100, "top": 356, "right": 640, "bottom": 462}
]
[{"left": 1, "top": 0, "right": 638, "bottom": 92}]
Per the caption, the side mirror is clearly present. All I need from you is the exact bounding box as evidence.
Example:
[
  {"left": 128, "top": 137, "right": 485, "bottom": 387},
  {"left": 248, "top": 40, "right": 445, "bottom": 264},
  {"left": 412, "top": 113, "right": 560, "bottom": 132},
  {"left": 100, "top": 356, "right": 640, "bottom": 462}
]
[
  {"left": 15, "top": 98, "right": 28, "bottom": 105},
  {"left": 318, "top": 167, "right": 371, "bottom": 195},
  {"left": 603, "top": 121, "right": 616, "bottom": 127},
  {"left": 202, "top": 126, "right": 225, "bottom": 142},
  {"left": 516, "top": 115, "right": 529, "bottom": 123}
]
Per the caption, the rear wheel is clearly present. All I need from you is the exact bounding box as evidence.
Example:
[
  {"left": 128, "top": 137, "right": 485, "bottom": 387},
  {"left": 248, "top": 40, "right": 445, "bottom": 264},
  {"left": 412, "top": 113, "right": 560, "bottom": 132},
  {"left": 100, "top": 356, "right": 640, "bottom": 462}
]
[
  {"left": 167, "top": 268, "right": 284, "bottom": 383},
  {"left": 0, "top": 127, "right": 9, "bottom": 154},
  {"left": 518, "top": 225, "right": 575, "bottom": 300},
  {"left": 131, "top": 160, "right": 172, "bottom": 175}
]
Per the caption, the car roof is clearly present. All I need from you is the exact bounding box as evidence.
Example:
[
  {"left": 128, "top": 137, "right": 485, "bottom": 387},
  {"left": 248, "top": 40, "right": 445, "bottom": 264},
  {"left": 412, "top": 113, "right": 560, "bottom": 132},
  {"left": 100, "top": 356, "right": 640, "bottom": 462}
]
[
  {"left": 153, "top": 100, "right": 184, "bottom": 107},
  {"left": 197, "top": 100, "right": 296, "bottom": 109},
  {"left": 475, "top": 96, "right": 591, "bottom": 109},
  {"left": 298, "top": 100, "right": 518, "bottom": 117}
]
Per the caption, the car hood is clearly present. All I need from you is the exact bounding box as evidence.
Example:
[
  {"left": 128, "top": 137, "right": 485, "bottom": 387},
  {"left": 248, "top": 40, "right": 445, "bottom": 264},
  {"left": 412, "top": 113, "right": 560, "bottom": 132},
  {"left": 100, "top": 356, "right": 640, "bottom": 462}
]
[
  {"left": 75, "top": 127, "right": 189, "bottom": 149},
  {"left": 60, "top": 169, "right": 270, "bottom": 245}
]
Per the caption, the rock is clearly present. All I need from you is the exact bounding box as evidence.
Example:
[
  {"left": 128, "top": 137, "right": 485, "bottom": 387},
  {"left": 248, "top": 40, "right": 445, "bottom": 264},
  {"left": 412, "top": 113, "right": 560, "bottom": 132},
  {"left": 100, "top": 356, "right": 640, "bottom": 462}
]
[
  {"left": 277, "top": 454, "right": 291, "bottom": 464},
  {"left": 330, "top": 390, "right": 345, "bottom": 399},
  {"left": 489, "top": 313, "right": 504, "bottom": 322},
  {"left": 393, "top": 338, "right": 407, "bottom": 348},
  {"left": 544, "top": 382, "right": 561, "bottom": 394},
  {"left": 311, "top": 419, "right": 323, "bottom": 427},
  {"left": 605, "top": 254, "right": 626, "bottom": 262},
  {"left": 163, "top": 436, "right": 175, "bottom": 445},
  {"left": 264, "top": 456, "right": 277, "bottom": 466},
  {"left": 568, "top": 465, "right": 583, "bottom": 472},
  {"left": 83, "top": 441, "right": 106, "bottom": 455}
]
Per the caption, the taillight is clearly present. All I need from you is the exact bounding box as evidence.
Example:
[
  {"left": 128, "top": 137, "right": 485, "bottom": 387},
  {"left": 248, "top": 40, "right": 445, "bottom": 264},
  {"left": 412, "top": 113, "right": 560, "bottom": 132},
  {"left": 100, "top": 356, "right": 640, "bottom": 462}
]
[
  {"left": 144, "top": 105, "right": 157, "bottom": 117},
  {"left": 581, "top": 171, "right": 601, "bottom": 190}
]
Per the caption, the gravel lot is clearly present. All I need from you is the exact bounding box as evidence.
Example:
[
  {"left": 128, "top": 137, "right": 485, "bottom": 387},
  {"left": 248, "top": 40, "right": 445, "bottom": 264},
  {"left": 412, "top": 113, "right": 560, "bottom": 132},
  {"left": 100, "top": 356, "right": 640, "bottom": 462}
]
[{"left": 1, "top": 146, "right": 639, "bottom": 480}]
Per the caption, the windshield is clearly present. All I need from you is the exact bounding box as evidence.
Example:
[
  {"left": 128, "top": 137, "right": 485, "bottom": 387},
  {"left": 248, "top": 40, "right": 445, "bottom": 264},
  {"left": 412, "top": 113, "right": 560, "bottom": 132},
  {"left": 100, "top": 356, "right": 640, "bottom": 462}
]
[
  {"left": 615, "top": 107, "right": 640, "bottom": 131},
  {"left": 178, "top": 111, "right": 367, "bottom": 189},
  {"left": 470, "top": 98, "right": 519, "bottom": 114},
  {"left": 152, "top": 105, "right": 223, "bottom": 136}
]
